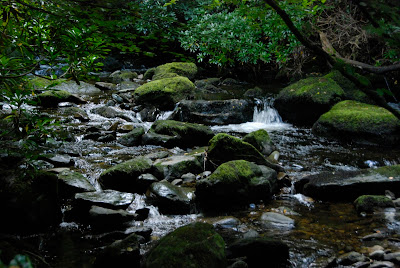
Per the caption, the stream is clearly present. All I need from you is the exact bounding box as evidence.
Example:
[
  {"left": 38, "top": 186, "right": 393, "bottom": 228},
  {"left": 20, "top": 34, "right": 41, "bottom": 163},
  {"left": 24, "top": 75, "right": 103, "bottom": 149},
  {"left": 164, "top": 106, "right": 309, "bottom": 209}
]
[{"left": 6, "top": 81, "right": 400, "bottom": 267}]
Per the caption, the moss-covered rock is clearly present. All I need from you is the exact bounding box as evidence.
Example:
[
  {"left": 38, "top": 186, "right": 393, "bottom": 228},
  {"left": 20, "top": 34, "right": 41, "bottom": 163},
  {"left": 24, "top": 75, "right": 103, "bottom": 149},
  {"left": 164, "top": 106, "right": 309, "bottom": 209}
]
[
  {"left": 312, "top": 100, "right": 400, "bottom": 145},
  {"left": 117, "top": 127, "right": 145, "bottom": 146},
  {"left": 143, "top": 67, "right": 156, "bottom": 80},
  {"left": 142, "top": 120, "right": 214, "bottom": 149},
  {"left": 133, "top": 76, "right": 196, "bottom": 110},
  {"left": 152, "top": 62, "right": 197, "bottom": 81},
  {"left": 110, "top": 70, "right": 138, "bottom": 83},
  {"left": 29, "top": 77, "right": 67, "bottom": 90},
  {"left": 207, "top": 133, "right": 283, "bottom": 171},
  {"left": 99, "top": 157, "right": 153, "bottom": 193},
  {"left": 324, "top": 70, "right": 372, "bottom": 104},
  {"left": 153, "top": 154, "right": 203, "bottom": 181},
  {"left": 274, "top": 76, "right": 345, "bottom": 125},
  {"left": 37, "top": 90, "right": 86, "bottom": 107},
  {"left": 354, "top": 195, "right": 394, "bottom": 213},
  {"left": 195, "top": 160, "right": 277, "bottom": 210},
  {"left": 143, "top": 222, "right": 226, "bottom": 268},
  {"left": 243, "top": 129, "right": 276, "bottom": 156}
]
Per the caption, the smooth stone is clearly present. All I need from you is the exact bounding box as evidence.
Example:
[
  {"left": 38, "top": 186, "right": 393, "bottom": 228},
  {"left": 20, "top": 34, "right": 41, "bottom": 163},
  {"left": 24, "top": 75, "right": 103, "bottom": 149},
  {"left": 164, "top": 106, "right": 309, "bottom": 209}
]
[
  {"left": 337, "top": 251, "right": 367, "bottom": 265},
  {"left": 370, "top": 250, "right": 386, "bottom": 260},
  {"left": 75, "top": 190, "right": 134, "bottom": 209},
  {"left": 369, "top": 261, "right": 396, "bottom": 268},
  {"left": 260, "top": 212, "right": 295, "bottom": 229}
]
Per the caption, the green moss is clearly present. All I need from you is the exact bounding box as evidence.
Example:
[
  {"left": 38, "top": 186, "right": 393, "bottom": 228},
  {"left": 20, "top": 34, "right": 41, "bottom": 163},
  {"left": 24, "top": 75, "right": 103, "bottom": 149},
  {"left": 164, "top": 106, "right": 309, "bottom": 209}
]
[
  {"left": 278, "top": 77, "right": 345, "bottom": 104},
  {"left": 143, "top": 67, "right": 156, "bottom": 80},
  {"left": 372, "top": 165, "right": 400, "bottom": 178},
  {"left": 208, "top": 160, "right": 261, "bottom": 184},
  {"left": 100, "top": 157, "right": 152, "bottom": 178},
  {"left": 145, "top": 222, "right": 226, "bottom": 268},
  {"left": 317, "top": 100, "right": 400, "bottom": 133},
  {"left": 151, "top": 120, "right": 213, "bottom": 137},
  {"left": 242, "top": 129, "right": 275, "bottom": 155},
  {"left": 38, "top": 90, "right": 72, "bottom": 99},
  {"left": 134, "top": 76, "right": 195, "bottom": 110},
  {"left": 354, "top": 195, "right": 393, "bottom": 212},
  {"left": 29, "top": 77, "right": 66, "bottom": 90},
  {"left": 152, "top": 62, "right": 197, "bottom": 81}
]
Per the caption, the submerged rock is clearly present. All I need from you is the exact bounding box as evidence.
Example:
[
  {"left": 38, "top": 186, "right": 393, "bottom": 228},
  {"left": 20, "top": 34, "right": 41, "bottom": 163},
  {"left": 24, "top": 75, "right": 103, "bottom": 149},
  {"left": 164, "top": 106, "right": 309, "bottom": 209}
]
[
  {"left": 274, "top": 76, "right": 345, "bottom": 125},
  {"left": 142, "top": 120, "right": 214, "bottom": 149},
  {"left": 143, "top": 222, "right": 226, "bottom": 268},
  {"left": 151, "top": 62, "right": 198, "bottom": 81},
  {"left": 99, "top": 157, "right": 153, "bottom": 193},
  {"left": 297, "top": 165, "right": 400, "bottom": 201},
  {"left": 170, "top": 99, "right": 253, "bottom": 125},
  {"left": 146, "top": 180, "right": 195, "bottom": 214},
  {"left": 354, "top": 195, "right": 394, "bottom": 213},
  {"left": 242, "top": 129, "right": 276, "bottom": 156},
  {"left": 227, "top": 237, "right": 289, "bottom": 268},
  {"left": 196, "top": 160, "right": 277, "bottom": 210},
  {"left": 312, "top": 100, "right": 400, "bottom": 145},
  {"left": 207, "top": 133, "right": 283, "bottom": 171},
  {"left": 134, "top": 76, "right": 196, "bottom": 110}
]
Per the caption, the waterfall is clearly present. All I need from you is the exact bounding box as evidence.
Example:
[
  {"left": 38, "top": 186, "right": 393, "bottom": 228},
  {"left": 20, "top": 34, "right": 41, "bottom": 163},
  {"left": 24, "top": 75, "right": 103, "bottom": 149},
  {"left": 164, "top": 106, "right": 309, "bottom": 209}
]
[{"left": 253, "top": 97, "right": 283, "bottom": 124}]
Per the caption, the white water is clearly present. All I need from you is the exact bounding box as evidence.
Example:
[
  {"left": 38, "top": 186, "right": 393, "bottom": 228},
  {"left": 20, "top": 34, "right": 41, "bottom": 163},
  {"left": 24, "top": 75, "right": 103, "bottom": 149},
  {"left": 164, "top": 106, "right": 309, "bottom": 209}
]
[{"left": 211, "top": 97, "right": 292, "bottom": 133}]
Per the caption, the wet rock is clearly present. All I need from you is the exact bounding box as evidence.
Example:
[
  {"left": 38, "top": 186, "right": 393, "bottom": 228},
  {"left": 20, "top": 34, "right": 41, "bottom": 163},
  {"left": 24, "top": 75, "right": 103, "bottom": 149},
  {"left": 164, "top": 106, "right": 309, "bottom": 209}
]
[
  {"left": 138, "top": 106, "right": 160, "bottom": 122},
  {"left": 52, "top": 80, "right": 102, "bottom": 95},
  {"left": 146, "top": 180, "right": 195, "bottom": 214},
  {"left": 196, "top": 160, "right": 277, "bottom": 211},
  {"left": 91, "top": 105, "right": 134, "bottom": 121},
  {"left": 37, "top": 90, "right": 86, "bottom": 107},
  {"left": 228, "top": 260, "right": 248, "bottom": 268},
  {"left": 274, "top": 76, "right": 344, "bottom": 125},
  {"left": 142, "top": 120, "right": 214, "bottom": 149},
  {"left": 370, "top": 250, "right": 385, "bottom": 260},
  {"left": 354, "top": 195, "right": 394, "bottom": 213},
  {"left": 170, "top": 99, "right": 253, "bottom": 125},
  {"left": 110, "top": 70, "right": 138, "bottom": 83},
  {"left": 95, "top": 82, "right": 117, "bottom": 91},
  {"left": 226, "top": 237, "right": 289, "bottom": 268},
  {"left": 369, "top": 261, "right": 396, "bottom": 268},
  {"left": 393, "top": 198, "right": 400, "bottom": 207},
  {"left": 243, "top": 86, "right": 265, "bottom": 98},
  {"left": 362, "top": 233, "right": 387, "bottom": 241},
  {"left": 61, "top": 107, "right": 89, "bottom": 121},
  {"left": 143, "top": 67, "right": 155, "bottom": 80},
  {"left": 259, "top": 212, "right": 295, "bottom": 229},
  {"left": 181, "top": 172, "right": 196, "bottom": 183},
  {"left": 117, "top": 127, "right": 145, "bottom": 146},
  {"left": 97, "top": 132, "right": 116, "bottom": 142},
  {"left": 298, "top": 165, "right": 400, "bottom": 201},
  {"left": 143, "top": 222, "right": 226, "bottom": 268},
  {"left": 312, "top": 100, "right": 400, "bottom": 145},
  {"left": 93, "top": 233, "right": 142, "bottom": 268},
  {"left": 153, "top": 154, "right": 203, "bottom": 181},
  {"left": 207, "top": 133, "right": 283, "bottom": 172},
  {"left": 144, "top": 150, "right": 170, "bottom": 161},
  {"left": 384, "top": 252, "right": 400, "bottom": 264},
  {"left": 242, "top": 129, "right": 276, "bottom": 156},
  {"left": 213, "top": 217, "right": 241, "bottom": 229},
  {"left": 99, "top": 157, "right": 153, "bottom": 193},
  {"left": 57, "top": 170, "right": 96, "bottom": 196},
  {"left": 152, "top": 62, "right": 198, "bottom": 81},
  {"left": 75, "top": 190, "right": 135, "bottom": 210},
  {"left": 41, "top": 154, "right": 74, "bottom": 167},
  {"left": 133, "top": 76, "right": 196, "bottom": 110},
  {"left": 337, "top": 251, "right": 368, "bottom": 266},
  {"left": 88, "top": 205, "right": 139, "bottom": 231},
  {"left": 137, "top": 173, "right": 158, "bottom": 188},
  {"left": 385, "top": 190, "right": 396, "bottom": 200}
]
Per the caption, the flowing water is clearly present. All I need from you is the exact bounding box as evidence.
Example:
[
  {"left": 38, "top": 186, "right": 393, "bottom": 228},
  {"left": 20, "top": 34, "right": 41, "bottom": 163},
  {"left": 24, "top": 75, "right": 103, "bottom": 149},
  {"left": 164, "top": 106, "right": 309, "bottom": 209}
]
[{"left": 12, "top": 89, "right": 400, "bottom": 267}]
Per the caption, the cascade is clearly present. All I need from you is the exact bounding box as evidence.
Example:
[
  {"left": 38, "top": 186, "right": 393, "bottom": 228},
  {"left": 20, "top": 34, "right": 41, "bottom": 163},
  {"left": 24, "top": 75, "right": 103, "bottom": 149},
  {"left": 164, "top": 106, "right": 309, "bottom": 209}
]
[{"left": 253, "top": 97, "right": 283, "bottom": 124}]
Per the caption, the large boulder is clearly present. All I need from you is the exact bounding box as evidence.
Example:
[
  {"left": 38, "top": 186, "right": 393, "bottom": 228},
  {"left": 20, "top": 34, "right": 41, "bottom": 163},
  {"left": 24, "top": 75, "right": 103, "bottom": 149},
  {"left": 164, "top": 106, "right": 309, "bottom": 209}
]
[
  {"left": 195, "top": 160, "right": 277, "bottom": 210},
  {"left": 296, "top": 165, "right": 400, "bottom": 201},
  {"left": 152, "top": 154, "right": 203, "bottom": 181},
  {"left": 312, "top": 100, "right": 400, "bottom": 145},
  {"left": 143, "top": 222, "right": 226, "bottom": 268},
  {"left": 98, "top": 157, "right": 153, "bottom": 193},
  {"left": 133, "top": 76, "right": 196, "bottom": 110},
  {"left": 170, "top": 99, "right": 254, "bottom": 125},
  {"left": 142, "top": 120, "right": 214, "bottom": 149},
  {"left": 37, "top": 90, "right": 86, "bottom": 107},
  {"left": 242, "top": 129, "right": 276, "bottom": 156},
  {"left": 146, "top": 181, "right": 195, "bottom": 214},
  {"left": 354, "top": 195, "right": 394, "bottom": 213},
  {"left": 207, "top": 133, "right": 283, "bottom": 171},
  {"left": 274, "top": 76, "right": 345, "bottom": 125},
  {"left": 152, "top": 62, "right": 198, "bottom": 81}
]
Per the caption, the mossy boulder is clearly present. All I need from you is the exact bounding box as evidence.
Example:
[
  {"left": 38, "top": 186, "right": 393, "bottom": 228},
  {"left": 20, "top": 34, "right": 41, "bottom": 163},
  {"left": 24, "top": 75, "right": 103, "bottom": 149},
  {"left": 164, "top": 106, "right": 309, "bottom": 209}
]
[
  {"left": 117, "top": 127, "right": 145, "bottom": 146},
  {"left": 312, "top": 100, "right": 400, "bottom": 145},
  {"left": 29, "top": 77, "right": 67, "bottom": 90},
  {"left": 143, "top": 222, "right": 226, "bottom": 268},
  {"left": 99, "top": 157, "right": 153, "bottom": 193},
  {"left": 324, "top": 70, "right": 372, "bottom": 104},
  {"left": 37, "top": 90, "right": 86, "bottom": 107},
  {"left": 243, "top": 129, "right": 276, "bottom": 156},
  {"left": 110, "top": 70, "right": 138, "bottom": 83},
  {"left": 133, "top": 76, "right": 196, "bottom": 110},
  {"left": 354, "top": 195, "right": 394, "bottom": 213},
  {"left": 196, "top": 160, "right": 277, "bottom": 210},
  {"left": 153, "top": 155, "right": 203, "bottom": 182},
  {"left": 297, "top": 165, "right": 400, "bottom": 201},
  {"left": 152, "top": 62, "right": 197, "bottom": 81},
  {"left": 142, "top": 120, "right": 214, "bottom": 149},
  {"left": 274, "top": 76, "right": 345, "bottom": 125},
  {"left": 207, "top": 133, "right": 283, "bottom": 172}
]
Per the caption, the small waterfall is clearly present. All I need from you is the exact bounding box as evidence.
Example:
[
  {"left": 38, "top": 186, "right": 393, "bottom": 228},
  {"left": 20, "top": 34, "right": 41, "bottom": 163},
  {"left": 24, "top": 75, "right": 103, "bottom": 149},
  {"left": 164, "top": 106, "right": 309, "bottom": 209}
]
[{"left": 253, "top": 97, "right": 283, "bottom": 124}]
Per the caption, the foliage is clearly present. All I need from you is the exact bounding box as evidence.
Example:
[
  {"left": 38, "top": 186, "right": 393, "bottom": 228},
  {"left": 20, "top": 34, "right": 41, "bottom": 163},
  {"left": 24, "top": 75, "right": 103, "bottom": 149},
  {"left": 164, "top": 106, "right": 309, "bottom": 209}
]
[
  {"left": 179, "top": 0, "right": 325, "bottom": 68},
  {"left": 0, "top": 254, "right": 33, "bottom": 268}
]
